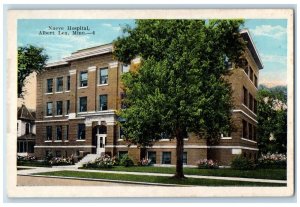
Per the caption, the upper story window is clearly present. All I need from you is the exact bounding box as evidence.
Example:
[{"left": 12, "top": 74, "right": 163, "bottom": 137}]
[
  {"left": 99, "top": 95, "right": 108, "bottom": 111},
  {"left": 56, "top": 77, "right": 63, "bottom": 92},
  {"left": 249, "top": 67, "right": 254, "bottom": 82},
  {"left": 66, "top": 100, "right": 70, "bottom": 114},
  {"left": 47, "top": 79, "right": 53, "bottom": 93},
  {"left": 77, "top": 124, "right": 86, "bottom": 140},
  {"left": 46, "top": 102, "right": 53, "bottom": 116},
  {"left": 254, "top": 75, "right": 258, "bottom": 88},
  {"left": 46, "top": 126, "right": 52, "bottom": 140},
  {"left": 99, "top": 68, "right": 108, "bottom": 84},
  {"left": 243, "top": 87, "right": 248, "bottom": 106},
  {"left": 56, "top": 125, "right": 62, "bottom": 140},
  {"left": 122, "top": 64, "right": 130, "bottom": 73},
  {"left": 120, "top": 92, "right": 127, "bottom": 109},
  {"left": 242, "top": 120, "right": 248, "bottom": 139},
  {"left": 249, "top": 93, "right": 253, "bottom": 111},
  {"left": 79, "top": 97, "right": 87, "bottom": 112},
  {"left": 25, "top": 123, "right": 30, "bottom": 134},
  {"left": 254, "top": 99, "right": 257, "bottom": 114},
  {"left": 248, "top": 123, "right": 253, "bottom": 140},
  {"left": 66, "top": 76, "right": 70, "bottom": 91},
  {"left": 56, "top": 101, "right": 63, "bottom": 115},
  {"left": 65, "top": 125, "right": 69, "bottom": 140},
  {"left": 80, "top": 71, "right": 88, "bottom": 87}
]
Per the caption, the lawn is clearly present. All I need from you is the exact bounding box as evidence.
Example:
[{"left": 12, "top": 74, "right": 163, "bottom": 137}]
[
  {"left": 35, "top": 170, "right": 286, "bottom": 186},
  {"left": 80, "top": 166, "right": 286, "bottom": 180}
]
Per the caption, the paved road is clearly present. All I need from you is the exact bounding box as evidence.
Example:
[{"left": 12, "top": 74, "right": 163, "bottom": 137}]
[{"left": 17, "top": 175, "right": 148, "bottom": 186}]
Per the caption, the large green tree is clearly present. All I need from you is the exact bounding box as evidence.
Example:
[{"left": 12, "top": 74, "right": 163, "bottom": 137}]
[
  {"left": 18, "top": 45, "right": 48, "bottom": 97},
  {"left": 114, "top": 20, "right": 245, "bottom": 178},
  {"left": 257, "top": 85, "right": 287, "bottom": 154}
]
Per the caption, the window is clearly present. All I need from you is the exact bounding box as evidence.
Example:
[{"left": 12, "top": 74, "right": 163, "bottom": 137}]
[
  {"left": 79, "top": 97, "right": 87, "bottom": 112},
  {"left": 46, "top": 126, "right": 52, "bottom": 140},
  {"left": 119, "top": 127, "right": 125, "bottom": 140},
  {"left": 162, "top": 152, "right": 171, "bottom": 164},
  {"left": 56, "top": 77, "right": 63, "bottom": 92},
  {"left": 25, "top": 123, "right": 30, "bottom": 134},
  {"left": 147, "top": 151, "right": 156, "bottom": 164},
  {"left": 120, "top": 92, "right": 127, "bottom": 109},
  {"left": 243, "top": 87, "right": 248, "bottom": 106},
  {"left": 254, "top": 99, "right": 257, "bottom": 114},
  {"left": 56, "top": 125, "right": 62, "bottom": 140},
  {"left": 56, "top": 150, "right": 61, "bottom": 157},
  {"left": 249, "top": 93, "right": 253, "bottom": 111},
  {"left": 56, "top": 101, "right": 63, "bottom": 115},
  {"left": 118, "top": 151, "right": 128, "bottom": 159},
  {"left": 46, "top": 102, "right": 53, "bottom": 116},
  {"left": 77, "top": 124, "right": 86, "bottom": 140},
  {"left": 122, "top": 64, "right": 130, "bottom": 73},
  {"left": 183, "top": 152, "right": 187, "bottom": 165},
  {"left": 242, "top": 120, "right": 248, "bottom": 139},
  {"left": 253, "top": 126, "right": 257, "bottom": 141},
  {"left": 244, "top": 66, "right": 249, "bottom": 76},
  {"left": 66, "top": 100, "right": 70, "bottom": 114},
  {"left": 80, "top": 71, "right": 88, "bottom": 87},
  {"left": 99, "top": 68, "right": 108, "bottom": 84},
  {"left": 66, "top": 76, "right": 70, "bottom": 91},
  {"left": 47, "top": 79, "right": 53, "bottom": 93},
  {"left": 250, "top": 67, "right": 254, "bottom": 82},
  {"left": 99, "top": 95, "right": 108, "bottom": 111},
  {"left": 254, "top": 75, "right": 258, "bottom": 87},
  {"left": 248, "top": 123, "right": 253, "bottom": 140},
  {"left": 65, "top": 125, "right": 69, "bottom": 140}
]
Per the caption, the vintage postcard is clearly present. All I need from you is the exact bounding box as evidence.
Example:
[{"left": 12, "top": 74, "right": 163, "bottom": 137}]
[{"left": 6, "top": 9, "right": 294, "bottom": 197}]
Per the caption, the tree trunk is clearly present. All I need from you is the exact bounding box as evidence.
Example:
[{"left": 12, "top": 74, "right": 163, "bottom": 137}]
[{"left": 174, "top": 129, "right": 185, "bottom": 179}]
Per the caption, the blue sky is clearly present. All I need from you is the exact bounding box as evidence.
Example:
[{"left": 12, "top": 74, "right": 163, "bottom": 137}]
[{"left": 18, "top": 19, "right": 287, "bottom": 87}]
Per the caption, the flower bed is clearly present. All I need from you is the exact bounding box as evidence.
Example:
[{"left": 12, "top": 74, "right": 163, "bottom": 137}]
[
  {"left": 83, "top": 155, "right": 118, "bottom": 169},
  {"left": 258, "top": 153, "right": 286, "bottom": 169},
  {"left": 17, "top": 155, "right": 37, "bottom": 161},
  {"left": 49, "top": 157, "right": 74, "bottom": 166},
  {"left": 197, "top": 159, "right": 219, "bottom": 169}
]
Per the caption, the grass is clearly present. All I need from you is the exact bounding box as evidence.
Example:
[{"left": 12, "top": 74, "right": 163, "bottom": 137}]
[
  {"left": 80, "top": 166, "right": 287, "bottom": 180},
  {"left": 35, "top": 170, "right": 286, "bottom": 186}
]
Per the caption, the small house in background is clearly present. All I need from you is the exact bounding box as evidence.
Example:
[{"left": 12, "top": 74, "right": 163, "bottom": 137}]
[{"left": 17, "top": 104, "right": 36, "bottom": 156}]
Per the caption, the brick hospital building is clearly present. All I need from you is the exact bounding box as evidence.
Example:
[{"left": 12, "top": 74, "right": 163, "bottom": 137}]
[{"left": 34, "top": 29, "right": 263, "bottom": 165}]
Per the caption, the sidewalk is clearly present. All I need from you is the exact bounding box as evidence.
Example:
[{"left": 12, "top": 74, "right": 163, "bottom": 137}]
[{"left": 17, "top": 165, "right": 287, "bottom": 184}]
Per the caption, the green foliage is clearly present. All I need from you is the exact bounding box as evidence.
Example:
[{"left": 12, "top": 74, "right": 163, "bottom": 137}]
[
  {"left": 231, "top": 156, "right": 255, "bottom": 170},
  {"left": 113, "top": 19, "right": 245, "bottom": 177},
  {"left": 257, "top": 86, "right": 287, "bottom": 154},
  {"left": 119, "top": 154, "right": 134, "bottom": 167},
  {"left": 18, "top": 45, "right": 48, "bottom": 97}
]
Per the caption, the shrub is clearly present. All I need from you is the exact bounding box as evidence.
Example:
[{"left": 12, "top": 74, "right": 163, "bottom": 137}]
[
  {"left": 231, "top": 156, "right": 255, "bottom": 170},
  {"left": 17, "top": 155, "right": 36, "bottom": 161},
  {"left": 83, "top": 155, "right": 116, "bottom": 169},
  {"left": 197, "top": 159, "right": 219, "bottom": 169},
  {"left": 120, "top": 154, "right": 134, "bottom": 167},
  {"left": 49, "top": 157, "right": 74, "bottom": 166},
  {"left": 137, "top": 158, "right": 151, "bottom": 166},
  {"left": 258, "top": 153, "right": 287, "bottom": 169}
]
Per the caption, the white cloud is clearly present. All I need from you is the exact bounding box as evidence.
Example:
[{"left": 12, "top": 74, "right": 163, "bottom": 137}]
[
  {"left": 251, "top": 25, "right": 286, "bottom": 39},
  {"left": 101, "top": 23, "right": 121, "bottom": 31},
  {"left": 261, "top": 54, "right": 287, "bottom": 65}
]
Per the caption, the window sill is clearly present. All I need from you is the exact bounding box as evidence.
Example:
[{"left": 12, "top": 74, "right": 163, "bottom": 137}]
[
  {"left": 76, "top": 139, "right": 86, "bottom": 142},
  {"left": 45, "top": 140, "right": 52, "bottom": 142},
  {"left": 44, "top": 116, "right": 53, "bottom": 118},
  {"left": 221, "top": 137, "right": 232, "bottom": 140},
  {"left": 45, "top": 92, "right": 53, "bottom": 95},
  {"left": 64, "top": 140, "right": 69, "bottom": 142},
  {"left": 241, "top": 104, "right": 257, "bottom": 117},
  {"left": 78, "top": 86, "right": 88, "bottom": 89},
  {"left": 54, "top": 140, "right": 62, "bottom": 142},
  {"left": 65, "top": 90, "right": 70, "bottom": 93},
  {"left": 54, "top": 115, "right": 63, "bottom": 117},
  {"left": 55, "top": 91, "right": 63, "bottom": 94},
  {"left": 241, "top": 138, "right": 257, "bottom": 143},
  {"left": 97, "top": 83, "right": 109, "bottom": 87}
]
